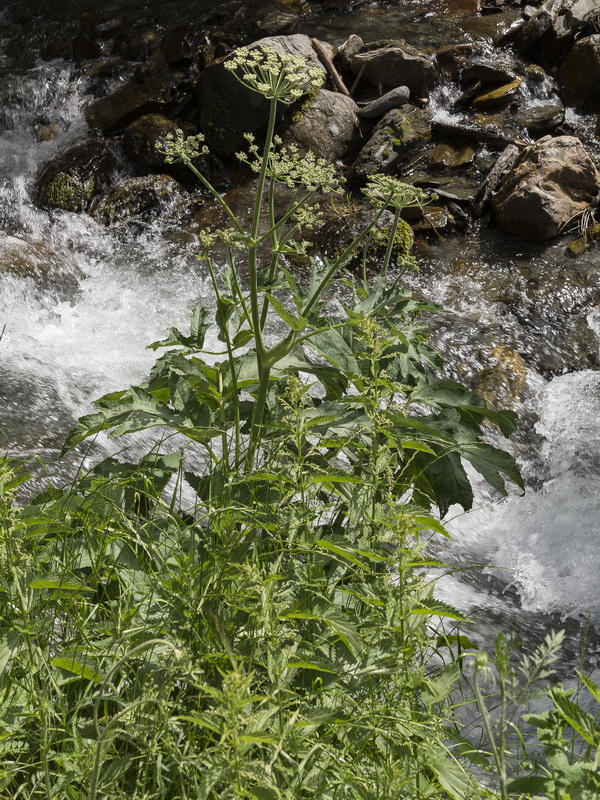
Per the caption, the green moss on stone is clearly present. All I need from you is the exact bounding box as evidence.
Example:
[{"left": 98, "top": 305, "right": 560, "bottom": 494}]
[{"left": 44, "top": 172, "right": 95, "bottom": 212}]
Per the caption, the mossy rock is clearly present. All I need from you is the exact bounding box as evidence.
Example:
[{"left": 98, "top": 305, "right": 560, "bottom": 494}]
[
  {"left": 37, "top": 138, "right": 116, "bottom": 213},
  {"left": 92, "top": 175, "right": 180, "bottom": 225}
]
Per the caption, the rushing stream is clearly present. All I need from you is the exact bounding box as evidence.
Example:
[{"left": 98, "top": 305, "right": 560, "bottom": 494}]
[{"left": 1, "top": 0, "right": 599, "bottom": 659}]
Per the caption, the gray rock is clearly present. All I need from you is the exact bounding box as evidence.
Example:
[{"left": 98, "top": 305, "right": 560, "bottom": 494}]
[
  {"left": 461, "top": 60, "right": 516, "bottom": 85},
  {"left": 358, "top": 86, "right": 410, "bottom": 118},
  {"left": 492, "top": 135, "right": 600, "bottom": 240},
  {"left": 199, "top": 34, "right": 332, "bottom": 152},
  {"left": 523, "top": 104, "right": 565, "bottom": 136},
  {"left": 352, "top": 105, "right": 432, "bottom": 182},
  {"left": 515, "top": 0, "right": 563, "bottom": 53},
  {"left": 347, "top": 39, "right": 436, "bottom": 97},
  {"left": 559, "top": 34, "right": 600, "bottom": 111},
  {"left": 285, "top": 90, "right": 359, "bottom": 161}
]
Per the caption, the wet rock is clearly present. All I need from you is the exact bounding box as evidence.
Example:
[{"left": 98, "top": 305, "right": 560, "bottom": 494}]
[
  {"left": 492, "top": 135, "right": 600, "bottom": 240},
  {"left": 85, "top": 79, "right": 173, "bottom": 134},
  {"left": 435, "top": 43, "right": 481, "bottom": 80},
  {"left": 199, "top": 34, "right": 332, "bottom": 152},
  {"left": 92, "top": 175, "right": 180, "bottom": 225},
  {"left": 251, "top": 0, "right": 300, "bottom": 36},
  {"left": 459, "top": 9, "right": 522, "bottom": 43},
  {"left": 558, "top": 35, "right": 600, "bottom": 111},
  {"left": 474, "top": 345, "right": 528, "bottom": 410},
  {"left": 461, "top": 60, "right": 516, "bottom": 85},
  {"left": 135, "top": 50, "right": 168, "bottom": 82},
  {"left": 427, "top": 142, "right": 476, "bottom": 170},
  {"left": 352, "top": 105, "right": 432, "bottom": 182},
  {"left": 37, "top": 138, "right": 116, "bottom": 213},
  {"left": 515, "top": 0, "right": 563, "bottom": 53},
  {"left": 0, "top": 235, "right": 81, "bottom": 292},
  {"left": 566, "top": 223, "right": 600, "bottom": 256},
  {"left": 473, "top": 78, "right": 522, "bottom": 109},
  {"left": 358, "top": 86, "right": 410, "bottom": 118},
  {"left": 123, "top": 114, "right": 181, "bottom": 169},
  {"left": 523, "top": 104, "right": 564, "bottom": 136},
  {"left": 346, "top": 39, "right": 436, "bottom": 97},
  {"left": 285, "top": 90, "right": 359, "bottom": 161}
]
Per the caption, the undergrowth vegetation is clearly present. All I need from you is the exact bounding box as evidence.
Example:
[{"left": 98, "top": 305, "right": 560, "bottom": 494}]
[{"left": 1, "top": 46, "right": 599, "bottom": 799}]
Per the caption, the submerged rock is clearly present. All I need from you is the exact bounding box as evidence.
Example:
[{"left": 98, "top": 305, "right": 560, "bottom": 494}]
[
  {"left": 0, "top": 235, "right": 81, "bottom": 293},
  {"left": 492, "top": 135, "right": 600, "bottom": 241},
  {"left": 92, "top": 175, "right": 180, "bottom": 225},
  {"left": 37, "top": 138, "right": 116, "bottom": 213}
]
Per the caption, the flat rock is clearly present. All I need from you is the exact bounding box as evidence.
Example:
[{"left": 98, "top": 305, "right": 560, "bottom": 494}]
[{"left": 473, "top": 78, "right": 522, "bottom": 108}]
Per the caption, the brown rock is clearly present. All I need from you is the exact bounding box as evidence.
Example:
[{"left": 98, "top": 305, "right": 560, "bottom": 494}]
[
  {"left": 85, "top": 79, "right": 173, "bottom": 133},
  {"left": 123, "top": 114, "right": 181, "bottom": 168},
  {"left": 473, "top": 78, "right": 522, "bottom": 109},
  {"left": 492, "top": 135, "right": 600, "bottom": 240}
]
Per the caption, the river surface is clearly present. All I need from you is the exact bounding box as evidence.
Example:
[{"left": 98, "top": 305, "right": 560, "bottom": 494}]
[{"left": 1, "top": 0, "right": 599, "bottom": 661}]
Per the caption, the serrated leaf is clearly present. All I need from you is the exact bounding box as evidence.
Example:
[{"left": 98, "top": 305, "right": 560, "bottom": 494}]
[
  {"left": 551, "top": 689, "right": 600, "bottom": 746},
  {"left": 412, "top": 598, "right": 471, "bottom": 622},
  {"left": 266, "top": 294, "right": 308, "bottom": 332}
]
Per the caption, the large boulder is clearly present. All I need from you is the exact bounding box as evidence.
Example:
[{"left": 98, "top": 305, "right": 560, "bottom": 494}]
[
  {"left": 346, "top": 39, "right": 436, "bottom": 97},
  {"left": 285, "top": 90, "right": 359, "bottom": 161},
  {"left": 199, "top": 33, "right": 333, "bottom": 152},
  {"left": 37, "top": 138, "right": 116, "bottom": 213},
  {"left": 492, "top": 136, "right": 600, "bottom": 241},
  {"left": 559, "top": 35, "right": 600, "bottom": 111}
]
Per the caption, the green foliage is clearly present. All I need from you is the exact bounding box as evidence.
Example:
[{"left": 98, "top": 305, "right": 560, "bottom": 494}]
[{"left": 0, "top": 46, "right": 528, "bottom": 799}]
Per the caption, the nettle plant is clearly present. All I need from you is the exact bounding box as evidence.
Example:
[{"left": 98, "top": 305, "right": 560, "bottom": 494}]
[{"left": 0, "top": 47, "right": 527, "bottom": 799}]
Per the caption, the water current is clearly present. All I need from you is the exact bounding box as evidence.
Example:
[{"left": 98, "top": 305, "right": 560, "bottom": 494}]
[{"left": 1, "top": 0, "right": 599, "bottom": 660}]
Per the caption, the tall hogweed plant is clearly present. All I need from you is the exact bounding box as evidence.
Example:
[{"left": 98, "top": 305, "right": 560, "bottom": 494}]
[{"left": 0, "top": 46, "right": 531, "bottom": 799}]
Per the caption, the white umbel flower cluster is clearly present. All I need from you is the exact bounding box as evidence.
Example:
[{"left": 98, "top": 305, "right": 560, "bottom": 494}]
[{"left": 224, "top": 45, "right": 324, "bottom": 104}]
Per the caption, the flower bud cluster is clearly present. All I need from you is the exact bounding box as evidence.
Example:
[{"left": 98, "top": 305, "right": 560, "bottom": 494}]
[
  {"left": 158, "top": 131, "right": 209, "bottom": 164},
  {"left": 363, "top": 174, "right": 431, "bottom": 211}
]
